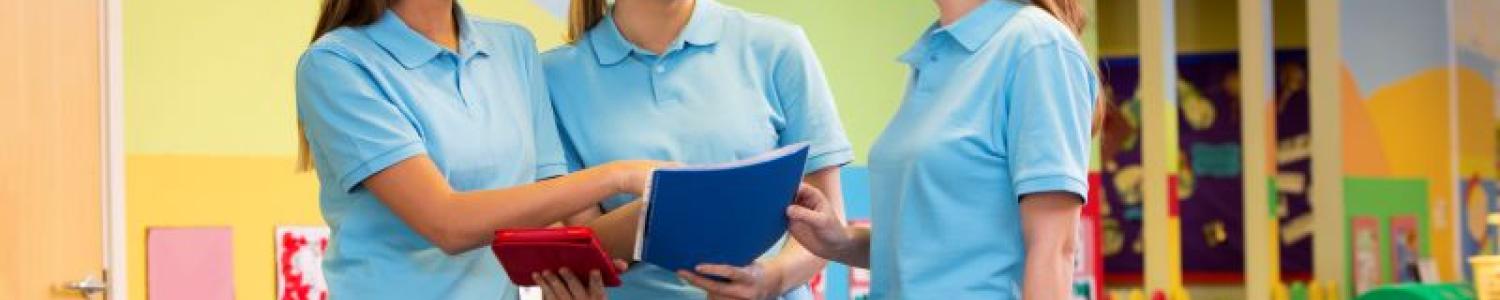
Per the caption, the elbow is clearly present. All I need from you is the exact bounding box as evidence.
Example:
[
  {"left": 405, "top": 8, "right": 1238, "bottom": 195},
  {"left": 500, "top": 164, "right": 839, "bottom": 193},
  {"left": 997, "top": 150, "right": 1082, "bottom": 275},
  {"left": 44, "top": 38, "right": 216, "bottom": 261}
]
[{"left": 419, "top": 224, "right": 481, "bottom": 255}]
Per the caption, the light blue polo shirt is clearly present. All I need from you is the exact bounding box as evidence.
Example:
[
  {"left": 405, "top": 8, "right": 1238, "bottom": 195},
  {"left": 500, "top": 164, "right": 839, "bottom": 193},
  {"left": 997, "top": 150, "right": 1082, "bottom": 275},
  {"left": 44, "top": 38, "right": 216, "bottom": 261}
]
[
  {"left": 867, "top": 1, "right": 1097, "bottom": 299},
  {"left": 542, "top": 0, "right": 852, "bottom": 298},
  {"left": 295, "top": 7, "right": 566, "bottom": 300}
]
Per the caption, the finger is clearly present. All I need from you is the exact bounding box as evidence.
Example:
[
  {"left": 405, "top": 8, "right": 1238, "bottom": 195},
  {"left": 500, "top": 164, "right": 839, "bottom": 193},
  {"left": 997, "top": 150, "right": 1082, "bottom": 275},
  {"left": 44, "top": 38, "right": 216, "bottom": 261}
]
[
  {"left": 794, "top": 185, "right": 826, "bottom": 211},
  {"left": 559, "top": 268, "right": 589, "bottom": 300},
  {"left": 787, "top": 205, "right": 823, "bottom": 224},
  {"left": 534, "top": 272, "right": 560, "bottom": 300},
  {"left": 613, "top": 259, "right": 630, "bottom": 272},
  {"left": 588, "top": 270, "right": 606, "bottom": 300},
  {"left": 677, "top": 270, "right": 731, "bottom": 293},
  {"left": 694, "top": 264, "right": 756, "bottom": 283}
]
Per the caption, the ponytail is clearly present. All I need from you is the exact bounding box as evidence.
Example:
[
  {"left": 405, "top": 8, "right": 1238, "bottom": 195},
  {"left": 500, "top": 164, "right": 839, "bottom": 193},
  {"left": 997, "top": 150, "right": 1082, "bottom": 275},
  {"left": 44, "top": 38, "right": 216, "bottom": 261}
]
[
  {"left": 299, "top": 0, "right": 391, "bottom": 171},
  {"left": 567, "top": 0, "right": 608, "bottom": 43}
]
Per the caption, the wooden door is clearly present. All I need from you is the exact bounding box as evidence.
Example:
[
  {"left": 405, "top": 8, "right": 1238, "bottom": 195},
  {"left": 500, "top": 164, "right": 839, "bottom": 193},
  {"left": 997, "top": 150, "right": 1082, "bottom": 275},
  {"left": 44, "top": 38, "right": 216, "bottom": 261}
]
[{"left": 0, "top": 0, "right": 108, "bottom": 299}]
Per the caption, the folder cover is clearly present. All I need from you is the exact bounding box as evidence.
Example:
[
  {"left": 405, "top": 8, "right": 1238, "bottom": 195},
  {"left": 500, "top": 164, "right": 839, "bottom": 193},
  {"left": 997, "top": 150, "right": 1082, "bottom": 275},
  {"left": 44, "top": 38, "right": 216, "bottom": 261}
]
[{"left": 633, "top": 143, "right": 810, "bottom": 272}]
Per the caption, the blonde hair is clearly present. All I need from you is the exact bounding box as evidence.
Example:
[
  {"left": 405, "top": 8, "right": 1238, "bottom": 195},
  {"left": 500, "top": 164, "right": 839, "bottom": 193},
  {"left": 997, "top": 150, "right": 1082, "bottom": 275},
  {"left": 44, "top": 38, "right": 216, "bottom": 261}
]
[{"left": 567, "top": 0, "right": 608, "bottom": 43}]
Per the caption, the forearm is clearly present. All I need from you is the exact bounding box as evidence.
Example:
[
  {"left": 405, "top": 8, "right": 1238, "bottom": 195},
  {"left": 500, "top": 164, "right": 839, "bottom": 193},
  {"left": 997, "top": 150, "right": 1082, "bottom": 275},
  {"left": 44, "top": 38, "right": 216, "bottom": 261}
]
[
  {"left": 1022, "top": 248, "right": 1074, "bottom": 299},
  {"left": 367, "top": 156, "right": 629, "bottom": 254},
  {"left": 583, "top": 201, "right": 644, "bottom": 259},
  {"left": 1018, "top": 192, "right": 1083, "bottom": 299},
  {"left": 832, "top": 227, "right": 872, "bottom": 269},
  {"left": 766, "top": 238, "right": 828, "bottom": 293}
]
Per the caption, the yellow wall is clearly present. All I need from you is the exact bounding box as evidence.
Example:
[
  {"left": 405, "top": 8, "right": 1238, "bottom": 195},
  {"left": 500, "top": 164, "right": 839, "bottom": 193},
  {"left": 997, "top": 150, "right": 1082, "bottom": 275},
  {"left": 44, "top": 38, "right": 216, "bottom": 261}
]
[
  {"left": 1096, "top": 0, "right": 1307, "bottom": 56},
  {"left": 123, "top": 1, "right": 566, "bottom": 299}
]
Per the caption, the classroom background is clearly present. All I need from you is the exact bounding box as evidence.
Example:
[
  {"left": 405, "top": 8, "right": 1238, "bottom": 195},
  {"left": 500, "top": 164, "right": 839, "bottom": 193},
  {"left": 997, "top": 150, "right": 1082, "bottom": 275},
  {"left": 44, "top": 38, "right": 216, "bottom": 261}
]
[{"left": 4, "top": 0, "right": 1500, "bottom": 299}]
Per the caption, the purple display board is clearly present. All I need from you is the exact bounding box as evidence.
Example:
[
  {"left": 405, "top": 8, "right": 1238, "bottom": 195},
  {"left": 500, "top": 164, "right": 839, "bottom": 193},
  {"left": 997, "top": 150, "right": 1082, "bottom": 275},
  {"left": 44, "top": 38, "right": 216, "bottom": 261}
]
[{"left": 1096, "top": 51, "right": 1311, "bottom": 279}]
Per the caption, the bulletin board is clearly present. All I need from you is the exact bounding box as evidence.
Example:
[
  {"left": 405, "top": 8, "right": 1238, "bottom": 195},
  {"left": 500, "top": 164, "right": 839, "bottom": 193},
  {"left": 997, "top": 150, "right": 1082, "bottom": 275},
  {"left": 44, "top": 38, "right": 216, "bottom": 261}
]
[{"left": 1095, "top": 50, "right": 1313, "bottom": 281}]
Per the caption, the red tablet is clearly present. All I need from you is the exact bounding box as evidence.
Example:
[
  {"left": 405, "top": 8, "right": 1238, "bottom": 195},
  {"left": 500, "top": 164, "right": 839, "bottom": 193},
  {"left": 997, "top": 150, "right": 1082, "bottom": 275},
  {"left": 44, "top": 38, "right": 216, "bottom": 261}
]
[{"left": 490, "top": 227, "right": 622, "bottom": 287}]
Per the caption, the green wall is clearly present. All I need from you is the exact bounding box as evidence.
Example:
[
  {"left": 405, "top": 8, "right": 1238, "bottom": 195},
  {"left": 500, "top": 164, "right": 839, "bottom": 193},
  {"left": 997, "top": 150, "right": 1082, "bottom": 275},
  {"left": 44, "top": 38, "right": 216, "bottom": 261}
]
[{"left": 720, "top": 1, "right": 937, "bottom": 163}]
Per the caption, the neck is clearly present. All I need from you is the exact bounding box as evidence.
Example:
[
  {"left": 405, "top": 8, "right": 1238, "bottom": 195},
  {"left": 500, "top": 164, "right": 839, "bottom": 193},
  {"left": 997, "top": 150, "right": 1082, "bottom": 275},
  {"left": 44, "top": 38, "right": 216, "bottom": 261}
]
[
  {"left": 392, "top": 0, "right": 459, "bottom": 51},
  {"left": 934, "top": 0, "right": 988, "bottom": 26},
  {"left": 613, "top": 0, "right": 696, "bottom": 55}
]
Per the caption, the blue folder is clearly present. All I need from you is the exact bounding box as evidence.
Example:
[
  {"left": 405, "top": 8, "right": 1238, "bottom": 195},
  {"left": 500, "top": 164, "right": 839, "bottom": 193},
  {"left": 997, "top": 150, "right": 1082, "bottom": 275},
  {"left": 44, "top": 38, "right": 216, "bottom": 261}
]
[{"left": 633, "top": 143, "right": 810, "bottom": 272}]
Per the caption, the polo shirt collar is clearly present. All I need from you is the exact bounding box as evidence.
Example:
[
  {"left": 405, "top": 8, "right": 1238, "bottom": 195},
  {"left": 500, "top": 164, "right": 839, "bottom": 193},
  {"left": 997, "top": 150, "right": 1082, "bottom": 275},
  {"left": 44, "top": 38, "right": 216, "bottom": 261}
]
[
  {"left": 589, "top": 0, "right": 726, "bottom": 65},
  {"left": 941, "top": 0, "right": 1021, "bottom": 52},
  {"left": 899, "top": 0, "right": 1021, "bottom": 64},
  {"left": 366, "top": 5, "right": 489, "bottom": 69}
]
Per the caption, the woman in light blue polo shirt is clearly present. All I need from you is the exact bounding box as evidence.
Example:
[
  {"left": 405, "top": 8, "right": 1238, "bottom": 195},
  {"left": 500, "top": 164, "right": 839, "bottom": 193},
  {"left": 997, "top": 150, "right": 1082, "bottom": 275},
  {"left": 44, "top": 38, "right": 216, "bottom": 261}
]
[
  {"left": 534, "top": 0, "right": 854, "bottom": 299},
  {"left": 786, "top": 0, "right": 1099, "bottom": 299},
  {"left": 295, "top": 0, "right": 664, "bottom": 299}
]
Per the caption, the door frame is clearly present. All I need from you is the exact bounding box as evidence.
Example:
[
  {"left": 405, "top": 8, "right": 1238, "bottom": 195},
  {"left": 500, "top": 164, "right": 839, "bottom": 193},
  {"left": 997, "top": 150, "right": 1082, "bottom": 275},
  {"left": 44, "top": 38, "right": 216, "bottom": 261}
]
[{"left": 101, "top": 0, "right": 125, "bottom": 298}]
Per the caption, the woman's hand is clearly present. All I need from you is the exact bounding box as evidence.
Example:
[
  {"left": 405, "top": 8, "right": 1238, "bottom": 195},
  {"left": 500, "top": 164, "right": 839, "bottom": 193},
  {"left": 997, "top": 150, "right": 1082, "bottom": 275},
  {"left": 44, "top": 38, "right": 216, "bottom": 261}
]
[
  {"left": 677, "top": 263, "right": 783, "bottom": 300},
  {"left": 533, "top": 260, "right": 630, "bottom": 300},
  {"left": 785, "top": 184, "right": 854, "bottom": 262},
  {"left": 601, "top": 160, "right": 673, "bottom": 195}
]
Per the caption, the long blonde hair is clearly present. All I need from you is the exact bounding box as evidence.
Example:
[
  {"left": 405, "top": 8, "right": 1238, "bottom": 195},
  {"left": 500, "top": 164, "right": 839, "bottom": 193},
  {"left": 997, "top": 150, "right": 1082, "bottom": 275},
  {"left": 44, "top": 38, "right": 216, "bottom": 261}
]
[{"left": 298, "top": 0, "right": 392, "bottom": 171}]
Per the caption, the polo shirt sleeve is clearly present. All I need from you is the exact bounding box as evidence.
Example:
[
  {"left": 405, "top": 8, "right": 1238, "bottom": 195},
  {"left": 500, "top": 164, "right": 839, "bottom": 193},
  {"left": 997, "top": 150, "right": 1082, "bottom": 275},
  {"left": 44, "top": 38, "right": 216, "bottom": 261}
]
[
  {"left": 296, "top": 49, "right": 426, "bottom": 192},
  {"left": 516, "top": 31, "right": 569, "bottom": 180},
  {"left": 772, "top": 27, "right": 854, "bottom": 174},
  {"left": 1001, "top": 41, "right": 1097, "bottom": 202}
]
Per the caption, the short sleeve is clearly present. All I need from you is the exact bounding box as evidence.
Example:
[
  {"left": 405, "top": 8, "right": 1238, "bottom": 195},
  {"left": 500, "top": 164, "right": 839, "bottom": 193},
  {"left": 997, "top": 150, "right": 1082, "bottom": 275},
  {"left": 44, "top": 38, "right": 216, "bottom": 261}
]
[
  {"left": 772, "top": 27, "right": 854, "bottom": 174},
  {"left": 517, "top": 31, "right": 569, "bottom": 180},
  {"left": 296, "top": 49, "right": 426, "bottom": 192},
  {"left": 1002, "top": 42, "right": 1096, "bottom": 201}
]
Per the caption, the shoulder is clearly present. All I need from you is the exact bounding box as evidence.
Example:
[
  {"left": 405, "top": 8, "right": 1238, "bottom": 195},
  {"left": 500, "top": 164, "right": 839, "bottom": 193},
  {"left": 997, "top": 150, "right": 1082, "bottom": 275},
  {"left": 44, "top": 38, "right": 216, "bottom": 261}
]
[
  {"left": 301, "top": 27, "right": 377, "bottom": 75},
  {"left": 540, "top": 41, "right": 585, "bottom": 71},
  {"left": 993, "top": 6, "right": 1087, "bottom": 57},
  {"left": 717, "top": 4, "right": 812, "bottom": 53},
  {"left": 470, "top": 17, "right": 540, "bottom": 50}
]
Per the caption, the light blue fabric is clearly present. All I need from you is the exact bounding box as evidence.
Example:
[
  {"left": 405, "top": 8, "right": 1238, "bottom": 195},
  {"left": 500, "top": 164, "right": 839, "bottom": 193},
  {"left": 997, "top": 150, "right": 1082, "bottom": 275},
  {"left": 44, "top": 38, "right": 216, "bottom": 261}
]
[
  {"left": 295, "top": 7, "right": 565, "bottom": 300},
  {"left": 542, "top": 0, "right": 851, "bottom": 298},
  {"left": 866, "top": 1, "right": 1097, "bottom": 299}
]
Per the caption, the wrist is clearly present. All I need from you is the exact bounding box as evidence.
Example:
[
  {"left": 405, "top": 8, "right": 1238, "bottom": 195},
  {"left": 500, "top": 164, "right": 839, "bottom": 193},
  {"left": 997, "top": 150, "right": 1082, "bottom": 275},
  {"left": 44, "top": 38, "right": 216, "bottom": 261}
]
[
  {"left": 758, "top": 260, "right": 789, "bottom": 296},
  {"left": 828, "top": 227, "right": 861, "bottom": 264}
]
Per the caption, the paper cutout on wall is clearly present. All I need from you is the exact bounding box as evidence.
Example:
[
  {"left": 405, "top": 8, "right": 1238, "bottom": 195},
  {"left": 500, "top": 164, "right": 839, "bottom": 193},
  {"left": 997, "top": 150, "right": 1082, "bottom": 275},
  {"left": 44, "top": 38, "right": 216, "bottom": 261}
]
[
  {"left": 148, "top": 227, "right": 235, "bottom": 300},
  {"left": 277, "top": 226, "right": 330, "bottom": 300},
  {"left": 1349, "top": 217, "right": 1381, "bottom": 294},
  {"left": 1389, "top": 216, "right": 1421, "bottom": 283}
]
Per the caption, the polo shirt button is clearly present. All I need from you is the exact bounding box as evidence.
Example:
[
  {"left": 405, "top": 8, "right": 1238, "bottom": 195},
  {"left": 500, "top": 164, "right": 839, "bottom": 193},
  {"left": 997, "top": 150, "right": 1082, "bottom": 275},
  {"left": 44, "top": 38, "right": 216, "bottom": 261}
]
[{"left": 654, "top": 65, "right": 665, "bottom": 73}]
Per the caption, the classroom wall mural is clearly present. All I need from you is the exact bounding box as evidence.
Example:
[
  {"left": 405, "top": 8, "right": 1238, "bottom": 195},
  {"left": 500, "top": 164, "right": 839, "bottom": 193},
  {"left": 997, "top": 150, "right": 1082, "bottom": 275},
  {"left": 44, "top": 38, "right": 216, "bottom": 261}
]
[
  {"left": 1338, "top": 0, "right": 1460, "bottom": 281},
  {"left": 1096, "top": 50, "right": 1312, "bottom": 279},
  {"left": 1453, "top": 0, "right": 1500, "bottom": 278}
]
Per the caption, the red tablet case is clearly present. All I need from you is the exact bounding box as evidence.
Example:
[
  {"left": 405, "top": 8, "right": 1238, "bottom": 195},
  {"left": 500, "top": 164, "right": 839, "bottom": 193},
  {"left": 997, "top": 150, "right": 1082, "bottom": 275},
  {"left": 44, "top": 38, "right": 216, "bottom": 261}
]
[{"left": 490, "top": 227, "right": 622, "bottom": 287}]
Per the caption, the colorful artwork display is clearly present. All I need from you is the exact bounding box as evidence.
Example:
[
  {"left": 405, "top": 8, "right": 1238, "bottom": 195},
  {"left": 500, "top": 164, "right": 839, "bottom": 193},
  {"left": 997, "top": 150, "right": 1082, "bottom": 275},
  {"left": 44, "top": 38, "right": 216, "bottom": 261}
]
[
  {"left": 1349, "top": 217, "right": 1381, "bottom": 294},
  {"left": 276, "top": 226, "right": 330, "bottom": 300},
  {"left": 1389, "top": 216, "right": 1421, "bottom": 283},
  {"left": 1096, "top": 50, "right": 1311, "bottom": 277}
]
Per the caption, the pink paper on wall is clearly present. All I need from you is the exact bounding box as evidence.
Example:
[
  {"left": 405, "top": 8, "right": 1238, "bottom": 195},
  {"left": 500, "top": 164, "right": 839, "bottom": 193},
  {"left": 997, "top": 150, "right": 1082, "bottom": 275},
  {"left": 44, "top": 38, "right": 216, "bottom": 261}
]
[{"left": 147, "top": 227, "right": 235, "bottom": 300}]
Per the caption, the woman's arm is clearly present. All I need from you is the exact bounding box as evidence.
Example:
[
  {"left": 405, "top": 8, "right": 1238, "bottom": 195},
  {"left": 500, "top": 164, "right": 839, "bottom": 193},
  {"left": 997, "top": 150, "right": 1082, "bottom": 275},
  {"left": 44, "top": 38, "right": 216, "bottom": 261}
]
[
  {"left": 363, "top": 155, "right": 660, "bottom": 254},
  {"left": 762, "top": 167, "right": 844, "bottom": 292},
  {"left": 1019, "top": 192, "right": 1083, "bottom": 300},
  {"left": 786, "top": 183, "right": 870, "bottom": 268}
]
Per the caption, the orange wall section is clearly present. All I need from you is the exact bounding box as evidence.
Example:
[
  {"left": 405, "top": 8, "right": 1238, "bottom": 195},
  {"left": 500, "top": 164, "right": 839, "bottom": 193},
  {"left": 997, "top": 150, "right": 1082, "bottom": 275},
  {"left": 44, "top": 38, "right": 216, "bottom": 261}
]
[{"left": 126, "top": 155, "right": 320, "bottom": 300}]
